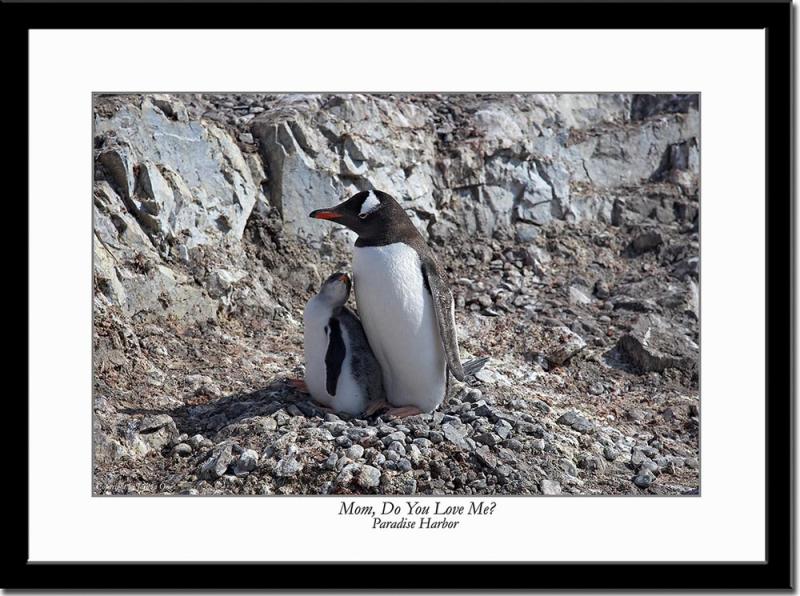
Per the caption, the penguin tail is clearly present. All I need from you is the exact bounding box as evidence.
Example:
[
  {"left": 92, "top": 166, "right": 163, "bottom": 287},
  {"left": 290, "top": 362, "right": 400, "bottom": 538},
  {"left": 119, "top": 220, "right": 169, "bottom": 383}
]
[{"left": 461, "top": 356, "right": 489, "bottom": 378}]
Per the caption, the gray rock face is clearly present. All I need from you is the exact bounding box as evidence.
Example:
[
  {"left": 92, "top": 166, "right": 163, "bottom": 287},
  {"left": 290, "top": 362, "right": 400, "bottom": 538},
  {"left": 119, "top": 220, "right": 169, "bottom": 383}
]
[
  {"left": 93, "top": 92, "right": 698, "bottom": 328},
  {"left": 630, "top": 94, "right": 698, "bottom": 121},
  {"left": 617, "top": 314, "right": 698, "bottom": 373},
  {"left": 244, "top": 93, "right": 698, "bottom": 242},
  {"left": 95, "top": 97, "right": 262, "bottom": 248}
]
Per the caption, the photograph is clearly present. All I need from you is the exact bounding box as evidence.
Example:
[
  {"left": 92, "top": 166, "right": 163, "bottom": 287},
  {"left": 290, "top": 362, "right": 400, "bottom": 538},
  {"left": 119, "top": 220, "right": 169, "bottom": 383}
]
[{"left": 92, "top": 91, "right": 700, "bottom": 497}]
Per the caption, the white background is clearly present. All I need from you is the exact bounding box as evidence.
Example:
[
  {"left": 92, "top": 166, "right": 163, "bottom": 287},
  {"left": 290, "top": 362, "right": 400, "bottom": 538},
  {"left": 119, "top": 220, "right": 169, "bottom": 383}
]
[{"left": 29, "top": 29, "right": 766, "bottom": 563}]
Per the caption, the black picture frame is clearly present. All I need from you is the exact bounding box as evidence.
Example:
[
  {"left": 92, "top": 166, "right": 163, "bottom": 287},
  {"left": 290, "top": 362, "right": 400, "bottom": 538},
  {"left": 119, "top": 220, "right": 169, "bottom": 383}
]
[{"left": 7, "top": 0, "right": 791, "bottom": 590}]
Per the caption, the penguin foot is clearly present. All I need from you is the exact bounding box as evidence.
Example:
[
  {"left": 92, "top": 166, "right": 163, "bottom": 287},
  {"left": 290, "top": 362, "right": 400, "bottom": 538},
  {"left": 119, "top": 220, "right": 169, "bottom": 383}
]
[
  {"left": 363, "top": 399, "right": 390, "bottom": 417},
  {"left": 287, "top": 378, "right": 309, "bottom": 394},
  {"left": 385, "top": 406, "right": 424, "bottom": 419}
]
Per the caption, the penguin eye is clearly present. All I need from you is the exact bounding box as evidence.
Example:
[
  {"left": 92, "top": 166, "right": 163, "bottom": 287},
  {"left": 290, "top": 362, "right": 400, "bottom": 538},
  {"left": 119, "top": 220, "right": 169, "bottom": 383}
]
[{"left": 358, "top": 212, "right": 369, "bottom": 220}]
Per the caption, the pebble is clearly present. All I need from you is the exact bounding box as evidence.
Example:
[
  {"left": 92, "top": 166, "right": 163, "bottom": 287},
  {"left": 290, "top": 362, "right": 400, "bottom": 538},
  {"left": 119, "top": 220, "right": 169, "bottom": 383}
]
[
  {"left": 626, "top": 408, "right": 646, "bottom": 422},
  {"left": 323, "top": 453, "right": 338, "bottom": 470},
  {"left": 603, "top": 446, "right": 619, "bottom": 461},
  {"left": 532, "top": 400, "right": 551, "bottom": 414},
  {"left": 475, "top": 445, "right": 497, "bottom": 469},
  {"left": 630, "top": 449, "right": 648, "bottom": 467},
  {"left": 273, "top": 410, "right": 291, "bottom": 426},
  {"left": 496, "top": 465, "right": 512, "bottom": 480},
  {"left": 559, "top": 458, "right": 578, "bottom": 477},
  {"left": 594, "top": 280, "right": 611, "bottom": 299},
  {"left": 387, "top": 441, "right": 406, "bottom": 456},
  {"left": 348, "top": 427, "right": 378, "bottom": 442},
  {"left": 556, "top": 411, "right": 595, "bottom": 434},
  {"left": 494, "top": 420, "right": 513, "bottom": 440},
  {"left": 345, "top": 445, "right": 365, "bottom": 460},
  {"left": 234, "top": 449, "right": 259, "bottom": 475},
  {"left": 540, "top": 479, "right": 562, "bottom": 495},
  {"left": 640, "top": 460, "right": 659, "bottom": 474},
  {"left": 633, "top": 470, "right": 655, "bottom": 488},
  {"left": 275, "top": 456, "right": 302, "bottom": 477},
  {"left": 588, "top": 382, "right": 605, "bottom": 396},
  {"left": 473, "top": 402, "right": 494, "bottom": 418},
  {"left": 397, "top": 458, "right": 413, "bottom": 472},
  {"left": 334, "top": 456, "right": 353, "bottom": 472},
  {"left": 336, "top": 463, "right": 360, "bottom": 485},
  {"left": 578, "top": 455, "right": 600, "bottom": 472},
  {"left": 173, "top": 443, "right": 192, "bottom": 457},
  {"left": 357, "top": 465, "right": 382, "bottom": 488},
  {"left": 382, "top": 431, "right": 406, "bottom": 445},
  {"left": 442, "top": 423, "right": 471, "bottom": 450},
  {"left": 198, "top": 442, "right": 235, "bottom": 480},
  {"left": 463, "top": 388, "right": 483, "bottom": 403},
  {"left": 323, "top": 421, "right": 347, "bottom": 436},
  {"left": 505, "top": 438, "right": 524, "bottom": 451},
  {"left": 139, "top": 414, "right": 174, "bottom": 433},
  {"left": 402, "top": 478, "right": 418, "bottom": 494},
  {"left": 407, "top": 444, "right": 423, "bottom": 465},
  {"left": 475, "top": 432, "right": 498, "bottom": 446}
]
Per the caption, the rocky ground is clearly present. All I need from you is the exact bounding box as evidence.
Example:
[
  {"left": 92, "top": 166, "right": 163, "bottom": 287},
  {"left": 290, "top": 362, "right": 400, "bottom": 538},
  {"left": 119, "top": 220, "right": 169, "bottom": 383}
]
[{"left": 93, "top": 92, "right": 700, "bottom": 495}]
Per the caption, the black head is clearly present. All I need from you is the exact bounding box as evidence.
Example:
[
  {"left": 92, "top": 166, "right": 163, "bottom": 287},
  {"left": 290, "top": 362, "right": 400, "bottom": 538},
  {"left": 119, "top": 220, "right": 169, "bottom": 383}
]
[{"left": 309, "top": 190, "right": 419, "bottom": 246}]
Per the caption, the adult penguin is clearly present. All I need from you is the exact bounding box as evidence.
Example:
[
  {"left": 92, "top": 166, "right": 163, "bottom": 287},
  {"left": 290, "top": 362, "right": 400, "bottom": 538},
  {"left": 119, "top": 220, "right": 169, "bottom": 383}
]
[{"left": 310, "top": 190, "right": 465, "bottom": 417}]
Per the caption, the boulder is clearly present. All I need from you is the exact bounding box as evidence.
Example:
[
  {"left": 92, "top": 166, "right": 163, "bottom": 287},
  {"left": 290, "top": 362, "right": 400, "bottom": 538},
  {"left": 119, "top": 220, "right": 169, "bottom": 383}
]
[{"left": 616, "top": 314, "right": 698, "bottom": 373}]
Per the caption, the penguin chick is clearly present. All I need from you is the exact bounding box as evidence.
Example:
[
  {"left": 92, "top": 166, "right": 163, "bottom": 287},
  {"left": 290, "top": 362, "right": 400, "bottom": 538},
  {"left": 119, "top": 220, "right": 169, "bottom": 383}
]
[{"left": 303, "top": 271, "right": 384, "bottom": 416}]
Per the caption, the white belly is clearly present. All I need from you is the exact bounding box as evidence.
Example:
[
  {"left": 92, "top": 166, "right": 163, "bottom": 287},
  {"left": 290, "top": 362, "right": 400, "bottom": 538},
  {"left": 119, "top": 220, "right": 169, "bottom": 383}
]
[
  {"left": 353, "top": 243, "right": 447, "bottom": 412},
  {"left": 303, "top": 298, "right": 367, "bottom": 416}
]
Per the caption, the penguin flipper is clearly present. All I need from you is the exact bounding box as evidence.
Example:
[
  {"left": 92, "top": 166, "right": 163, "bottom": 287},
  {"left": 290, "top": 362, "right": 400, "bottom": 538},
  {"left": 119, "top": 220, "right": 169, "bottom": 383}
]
[
  {"left": 324, "top": 318, "right": 346, "bottom": 396},
  {"left": 421, "top": 259, "right": 466, "bottom": 382}
]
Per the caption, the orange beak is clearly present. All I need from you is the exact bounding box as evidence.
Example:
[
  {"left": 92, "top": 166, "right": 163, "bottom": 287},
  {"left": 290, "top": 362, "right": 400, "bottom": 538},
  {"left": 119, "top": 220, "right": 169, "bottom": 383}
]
[
  {"left": 309, "top": 209, "right": 342, "bottom": 220},
  {"left": 338, "top": 273, "right": 350, "bottom": 283}
]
